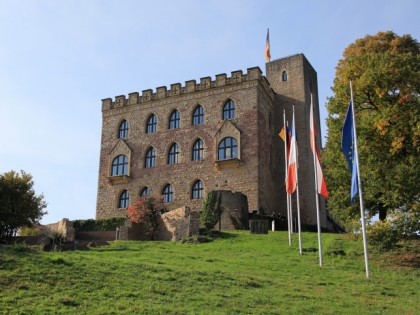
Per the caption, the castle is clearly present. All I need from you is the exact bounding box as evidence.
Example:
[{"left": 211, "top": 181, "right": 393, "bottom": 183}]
[{"left": 96, "top": 54, "right": 330, "bottom": 230}]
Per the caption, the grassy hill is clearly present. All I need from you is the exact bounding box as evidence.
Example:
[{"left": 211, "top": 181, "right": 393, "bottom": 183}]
[{"left": 1, "top": 231, "right": 419, "bottom": 314}]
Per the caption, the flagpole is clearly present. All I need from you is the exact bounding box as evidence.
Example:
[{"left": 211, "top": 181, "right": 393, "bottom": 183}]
[
  {"left": 310, "top": 94, "right": 323, "bottom": 267},
  {"left": 283, "top": 110, "right": 292, "bottom": 247},
  {"left": 293, "top": 106, "right": 303, "bottom": 255},
  {"left": 349, "top": 81, "right": 370, "bottom": 279}
]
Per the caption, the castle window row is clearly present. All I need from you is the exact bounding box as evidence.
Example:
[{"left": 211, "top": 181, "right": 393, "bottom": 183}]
[
  {"left": 117, "top": 100, "right": 236, "bottom": 138},
  {"left": 111, "top": 136, "right": 237, "bottom": 176},
  {"left": 117, "top": 179, "right": 204, "bottom": 209}
]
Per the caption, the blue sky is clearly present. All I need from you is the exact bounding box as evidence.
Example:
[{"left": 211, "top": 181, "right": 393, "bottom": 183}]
[{"left": 1, "top": 0, "right": 418, "bottom": 224}]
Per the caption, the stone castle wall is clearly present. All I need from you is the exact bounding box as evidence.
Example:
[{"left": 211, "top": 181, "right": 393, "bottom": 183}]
[{"left": 96, "top": 68, "right": 274, "bottom": 219}]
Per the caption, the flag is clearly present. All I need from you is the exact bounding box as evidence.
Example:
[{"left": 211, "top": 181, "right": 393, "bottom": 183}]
[
  {"left": 341, "top": 102, "right": 358, "bottom": 203},
  {"left": 286, "top": 112, "right": 297, "bottom": 194},
  {"left": 265, "top": 29, "right": 271, "bottom": 62},
  {"left": 310, "top": 101, "right": 328, "bottom": 199},
  {"left": 279, "top": 127, "right": 286, "bottom": 142}
]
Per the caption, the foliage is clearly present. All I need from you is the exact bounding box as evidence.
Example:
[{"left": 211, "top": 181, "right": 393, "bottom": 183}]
[
  {"left": 324, "top": 31, "right": 420, "bottom": 227},
  {"left": 1, "top": 231, "right": 419, "bottom": 314},
  {"left": 199, "top": 191, "right": 222, "bottom": 230},
  {"left": 72, "top": 217, "right": 126, "bottom": 231},
  {"left": 19, "top": 225, "right": 42, "bottom": 236},
  {"left": 0, "top": 170, "right": 47, "bottom": 244},
  {"left": 367, "top": 220, "right": 399, "bottom": 252},
  {"left": 367, "top": 205, "right": 420, "bottom": 252},
  {"left": 127, "top": 196, "right": 163, "bottom": 240},
  {"left": 48, "top": 231, "right": 65, "bottom": 247}
]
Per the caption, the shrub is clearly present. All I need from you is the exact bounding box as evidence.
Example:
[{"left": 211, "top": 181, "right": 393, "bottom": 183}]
[
  {"left": 199, "top": 191, "right": 222, "bottom": 230},
  {"left": 367, "top": 220, "right": 399, "bottom": 252},
  {"left": 127, "top": 196, "right": 163, "bottom": 240},
  {"left": 72, "top": 218, "right": 126, "bottom": 231}
]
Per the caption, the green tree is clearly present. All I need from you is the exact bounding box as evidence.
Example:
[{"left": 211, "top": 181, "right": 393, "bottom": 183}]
[
  {"left": 200, "top": 191, "right": 222, "bottom": 230},
  {"left": 324, "top": 31, "right": 420, "bottom": 226},
  {"left": 0, "top": 170, "right": 47, "bottom": 243}
]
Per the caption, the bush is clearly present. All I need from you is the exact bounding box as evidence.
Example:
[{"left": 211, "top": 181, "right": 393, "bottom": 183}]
[
  {"left": 200, "top": 191, "right": 222, "bottom": 230},
  {"left": 73, "top": 218, "right": 126, "bottom": 231},
  {"left": 367, "top": 220, "right": 399, "bottom": 252}
]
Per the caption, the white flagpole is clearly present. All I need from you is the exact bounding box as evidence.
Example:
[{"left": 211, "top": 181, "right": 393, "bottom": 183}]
[
  {"left": 283, "top": 110, "right": 292, "bottom": 247},
  {"left": 310, "top": 94, "right": 323, "bottom": 267},
  {"left": 293, "top": 106, "right": 303, "bottom": 255},
  {"left": 349, "top": 81, "right": 370, "bottom": 279}
]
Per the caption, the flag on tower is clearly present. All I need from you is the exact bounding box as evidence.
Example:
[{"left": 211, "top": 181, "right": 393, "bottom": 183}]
[
  {"left": 265, "top": 29, "right": 271, "bottom": 62},
  {"left": 310, "top": 101, "right": 328, "bottom": 199},
  {"left": 342, "top": 102, "right": 359, "bottom": 203}
]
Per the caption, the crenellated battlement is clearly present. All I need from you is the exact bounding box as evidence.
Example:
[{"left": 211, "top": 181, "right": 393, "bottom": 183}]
[{"left": 101, "top": 67, "right": 264, "bottom": 111}]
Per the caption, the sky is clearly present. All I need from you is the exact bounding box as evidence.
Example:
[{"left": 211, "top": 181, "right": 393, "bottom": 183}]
[{"left": 0, "top": 0, "right": 419, "bottom": 224}]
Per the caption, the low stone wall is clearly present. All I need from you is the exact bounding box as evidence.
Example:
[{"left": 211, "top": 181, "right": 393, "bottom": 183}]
[
  {"left": 76, "top": 231, "right": 116, "bottom": 241},
  {"left": 212, "top": 190, "right": 249, "bottom": 230},
  {"left": 157, "top": 206, "right": 193, "bottom": 241},
  {"left": 119, "top": 207, "right": 199, "bottom": 241},
  {"left": 42, "top": 218, "right": 75, "bottom": 242}
]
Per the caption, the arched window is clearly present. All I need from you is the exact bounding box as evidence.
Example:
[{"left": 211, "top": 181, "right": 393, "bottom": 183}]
[
  {"left": 192, "top": 139, "right": 204, "bottom": 161},
  {"left": 162, "top": 184, "right": 173, "bottom": 203},
  {"left": 118, "top": 190, "right": 129, "bottom": 208},
  {"left": 118, "top": 120, "right": 129, "bottom": 139},
  {"left": 168, "top": 143, "right": 179, "bottom": 164},
  {"left": 146, "top": 114, "right": 157, "bottom": 134},
  {"left": 282, "top": 71, "right": 287, "bottom": 82},
  {"left": 140, "top": 187, "right": 151, "bottom": 197},
  {"left": 169, "top": 110, "right": 180, "bottom": 129},
  {"left": 218, "top": 137, "right": 238, "bottom": 160},
  {"left": 223, "top": 99, "right": 235, "bottom": 120},
  {"left": 145, "top": 147, "right": 156, "bottom": 168},
  {"left": 192, "top": 180, "right": 204, "bottom": 200},
  {"left": 111, "top": 155, "right": 128, "bottom": 176},
  {"left": 192, "top": 105, "right": 204, "bottom": 125}
]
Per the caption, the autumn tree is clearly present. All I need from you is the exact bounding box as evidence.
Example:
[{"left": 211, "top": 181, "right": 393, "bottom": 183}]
[
  {"left": 324, "top": 31, "right": 420, "bottom": 227},
  {"left": 0, "top": 170, "right": 47, "bottom": 243},
  {"left": 127, "top": 196, "right": 164, "bottom": 240}
]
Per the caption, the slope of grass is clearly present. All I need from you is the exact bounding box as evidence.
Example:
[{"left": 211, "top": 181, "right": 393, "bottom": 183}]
[{"left": 0, "top": 231, "right": 419, "bottom": 314}]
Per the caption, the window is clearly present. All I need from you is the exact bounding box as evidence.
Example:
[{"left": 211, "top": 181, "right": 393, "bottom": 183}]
[
  {"left": 119, "top": 190, "right": 129, "bottom": 208},
  {"left": 140, "top": 187, "right": 151, "bottom": 197},
  {"left": 168, "top": 143, "right": 179, "bottom": 164},
  {"left": 223, "top": 99, "right": 235, "bottom": 120},
  {"left": 169, "top": 110, "right": 180, "bottom": 129},
  {"left": 162, "top": 184, "right": 173, "bottom": 203},
  {"left": 218, "top": 137, "right": 238, "bottom": 160},
  {"left": 145, "top": 147, "right": 156, "bottom": 168},
  {"left": 118, "top": 120, "right": 129, "bottom": 139},
  {"left": 192, "top": 180, "right": 203, "bottom": 199},
  {"left": 192, "top": 139, "right": 204, "bottom": 161},
  {"left": 192, "top": 105, "right": 204, "bottom": 125},
  {"left": 146, "top": 114, "right": 157, "bottom": 133},
  {"left": 282, "top": 71, "right": 287, "bottom": 81},
  {"left": 111, "top": 155, "right": 128, "bottom": 176}
]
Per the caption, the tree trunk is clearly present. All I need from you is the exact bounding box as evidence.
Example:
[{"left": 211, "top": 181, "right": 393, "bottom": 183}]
[{"left": 379, "top": 208, "right": 387, "bottom": 221}]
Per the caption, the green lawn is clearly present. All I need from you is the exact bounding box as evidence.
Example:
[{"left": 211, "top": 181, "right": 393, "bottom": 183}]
[{"left": 0, "top": 231, "right": 419, "bottom": 314}]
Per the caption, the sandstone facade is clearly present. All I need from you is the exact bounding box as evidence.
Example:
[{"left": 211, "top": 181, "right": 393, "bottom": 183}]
[{"left": 96, "top": 54, "right": 329, "bottom": 230}]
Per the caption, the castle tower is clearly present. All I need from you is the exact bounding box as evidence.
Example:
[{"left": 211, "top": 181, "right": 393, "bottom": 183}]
[{"left": 266, "top": 54, "right": 328, "bottom": 228}]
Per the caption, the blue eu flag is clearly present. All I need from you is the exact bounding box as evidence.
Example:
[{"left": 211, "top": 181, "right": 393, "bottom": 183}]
[{"left": 341, "top": 102, "right": 359, "bottom": 203}]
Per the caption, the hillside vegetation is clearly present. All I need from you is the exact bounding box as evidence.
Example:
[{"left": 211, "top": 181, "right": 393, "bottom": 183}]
[{"left": 0, "top": 231, "right": 419, "bottom": 314}]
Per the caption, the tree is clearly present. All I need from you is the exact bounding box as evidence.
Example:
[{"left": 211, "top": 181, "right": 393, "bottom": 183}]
[
  {"left": 0, "top": 170, "right": 47, "bottom": 243},
  {"left": 200, "top": 191, "right": 222, "bottom": 230},
  {"left": 127, "top": 196, "right": 163, "bottom": 240},
  {"left": 324, "top": 31, "right": 420, "bottom": 227}
]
